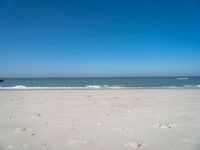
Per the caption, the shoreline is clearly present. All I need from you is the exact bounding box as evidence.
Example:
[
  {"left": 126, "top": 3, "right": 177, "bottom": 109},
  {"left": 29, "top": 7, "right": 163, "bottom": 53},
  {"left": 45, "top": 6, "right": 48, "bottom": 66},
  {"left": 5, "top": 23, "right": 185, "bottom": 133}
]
[{"left": 0, "top": 87, "right": 200, "bottom": 90}]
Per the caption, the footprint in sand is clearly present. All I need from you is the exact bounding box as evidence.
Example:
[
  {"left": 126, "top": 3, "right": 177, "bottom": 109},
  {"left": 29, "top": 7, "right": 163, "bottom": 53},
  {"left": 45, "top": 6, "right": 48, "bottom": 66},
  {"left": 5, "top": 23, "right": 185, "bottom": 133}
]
[
  {"left": 154, "top": 120, "right": 175, "bottom": 129},
  {"left": 14, "top": 128, "right": 26, "bottom": 133},
  {"left": 14, "top": 128, "right": 35, "bottom": 135},
  {"left": 5, "top": 116, "right": 12, "bottom": 120}
]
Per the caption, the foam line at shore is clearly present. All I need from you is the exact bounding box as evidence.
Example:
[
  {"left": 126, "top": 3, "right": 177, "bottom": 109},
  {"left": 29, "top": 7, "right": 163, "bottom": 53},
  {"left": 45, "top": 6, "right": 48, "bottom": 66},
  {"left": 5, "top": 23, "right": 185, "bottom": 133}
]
[{"left": 0, "top": 85, "right": 200, "bottom": 90}]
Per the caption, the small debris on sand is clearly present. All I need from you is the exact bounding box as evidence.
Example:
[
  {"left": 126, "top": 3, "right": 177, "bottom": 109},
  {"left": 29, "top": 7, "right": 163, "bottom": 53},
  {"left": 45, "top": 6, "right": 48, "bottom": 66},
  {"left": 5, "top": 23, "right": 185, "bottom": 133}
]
[
  {"left": 21, "top": 128, "right": 27, "bottom": 132},
  {"left": 136, "top": 142, "right": 142, "bottom": 147},
  {"left": 125, "top": 142, "right": 142, "bottom": 148},
  {"left": 7, "top": 116, "right": 12, "bottom": 119}
]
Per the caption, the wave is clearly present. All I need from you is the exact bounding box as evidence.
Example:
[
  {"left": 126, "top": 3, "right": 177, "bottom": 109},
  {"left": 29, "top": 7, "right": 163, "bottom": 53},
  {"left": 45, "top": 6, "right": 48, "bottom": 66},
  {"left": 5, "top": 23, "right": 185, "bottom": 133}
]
[
  {"left": 184, "top": 85, "right": 200, "bottom": 88},
  {"left": 0, "top": 85, "right": 123, "bottom": 90},
  {"left": 0, "top": 85, "right": 200, "bottom": 90},
  {"left": 176, "top": 77, "right": 189, "bottom": 80}
]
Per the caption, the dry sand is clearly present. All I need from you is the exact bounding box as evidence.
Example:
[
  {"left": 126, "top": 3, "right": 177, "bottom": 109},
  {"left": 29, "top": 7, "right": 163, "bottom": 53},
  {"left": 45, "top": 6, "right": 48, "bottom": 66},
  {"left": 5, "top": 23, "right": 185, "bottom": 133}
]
[{"left": 0, "top": 89, "right": 200, "bottom": 150}]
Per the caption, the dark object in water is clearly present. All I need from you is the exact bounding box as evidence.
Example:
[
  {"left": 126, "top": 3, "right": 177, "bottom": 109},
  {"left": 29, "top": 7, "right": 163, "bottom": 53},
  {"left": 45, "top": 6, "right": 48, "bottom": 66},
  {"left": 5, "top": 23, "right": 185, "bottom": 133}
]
[{"left": 0, "top": 79, "right": 4, "bottom": 82}]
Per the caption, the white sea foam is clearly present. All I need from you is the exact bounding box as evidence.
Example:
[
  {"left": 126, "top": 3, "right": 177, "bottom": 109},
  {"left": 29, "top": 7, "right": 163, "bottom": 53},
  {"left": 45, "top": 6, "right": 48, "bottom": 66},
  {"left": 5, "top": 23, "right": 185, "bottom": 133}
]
[
  {"left": 0, "top": 85, "right": 200, "bottom": 90},
  {"left": 0, "top": 85, "right": 124, "bottom": 90},
  {"left": 86, "top": 85, "right": 102, "bottom": 89},
  {"left": 11, "top": 85, "right": 27, "bottom": 89},
  {"left": 176, "top": 77, "right": 189, "bottom": 80}
]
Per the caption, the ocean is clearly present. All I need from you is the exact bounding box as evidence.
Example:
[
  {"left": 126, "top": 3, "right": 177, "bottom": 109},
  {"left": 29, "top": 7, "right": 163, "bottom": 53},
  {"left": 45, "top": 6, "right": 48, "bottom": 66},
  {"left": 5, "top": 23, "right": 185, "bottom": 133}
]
[{"left": 0, "top": 77, "right": 200, "bottom": 89}]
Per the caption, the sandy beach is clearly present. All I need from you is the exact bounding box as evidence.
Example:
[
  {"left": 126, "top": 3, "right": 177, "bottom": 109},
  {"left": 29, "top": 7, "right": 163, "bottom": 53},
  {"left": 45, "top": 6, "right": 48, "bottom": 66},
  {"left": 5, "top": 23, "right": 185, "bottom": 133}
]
[{"left": 0, "top": 89, "right": 200, "bottom": 150}]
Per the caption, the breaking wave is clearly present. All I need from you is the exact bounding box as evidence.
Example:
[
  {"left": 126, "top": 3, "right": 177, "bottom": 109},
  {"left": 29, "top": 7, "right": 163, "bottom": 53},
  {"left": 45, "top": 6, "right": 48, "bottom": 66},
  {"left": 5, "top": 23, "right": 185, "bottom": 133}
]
[
  {"left": 0, "top": 85, "right": 200, "bottom": 90},
  {"left": 0, "top": 85, "right": 123, "bottom": 90},
  {"left": 176, "top": 77, "right": 189, "bottom": 80}
]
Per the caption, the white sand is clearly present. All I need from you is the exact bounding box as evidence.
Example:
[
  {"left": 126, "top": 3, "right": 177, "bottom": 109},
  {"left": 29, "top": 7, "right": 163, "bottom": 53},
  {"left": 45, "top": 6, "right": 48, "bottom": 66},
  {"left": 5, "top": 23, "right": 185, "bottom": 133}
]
[{"left": 0, "top": 89, "right": 200, "bottom": 150}]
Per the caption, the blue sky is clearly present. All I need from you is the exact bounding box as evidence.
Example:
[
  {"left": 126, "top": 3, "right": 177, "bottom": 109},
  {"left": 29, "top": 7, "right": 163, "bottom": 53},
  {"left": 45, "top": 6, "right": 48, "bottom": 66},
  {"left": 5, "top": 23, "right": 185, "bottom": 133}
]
[{"left": 0, "top": 0, "right": 200, "bottom": 77}]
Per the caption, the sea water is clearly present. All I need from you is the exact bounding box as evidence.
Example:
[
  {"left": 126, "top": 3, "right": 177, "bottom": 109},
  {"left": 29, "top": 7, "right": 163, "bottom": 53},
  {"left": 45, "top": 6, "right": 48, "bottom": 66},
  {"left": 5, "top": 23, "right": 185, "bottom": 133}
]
[{"left": 0, "top": 77, "right": 200, "bottom": 89}]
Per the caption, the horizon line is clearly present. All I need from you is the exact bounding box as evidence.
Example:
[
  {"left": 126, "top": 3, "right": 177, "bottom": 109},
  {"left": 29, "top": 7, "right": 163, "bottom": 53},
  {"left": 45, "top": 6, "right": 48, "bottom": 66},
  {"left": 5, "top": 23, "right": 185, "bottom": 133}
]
[{"left": 1, "top": 75, "right": 200, "bottom": 78}]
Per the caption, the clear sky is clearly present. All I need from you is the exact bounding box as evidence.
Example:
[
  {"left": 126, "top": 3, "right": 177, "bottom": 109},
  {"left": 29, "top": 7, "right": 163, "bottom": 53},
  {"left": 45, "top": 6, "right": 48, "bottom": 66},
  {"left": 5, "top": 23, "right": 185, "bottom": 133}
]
[{"left": 0, "top": 0, "right": 200, "bottom": 77}]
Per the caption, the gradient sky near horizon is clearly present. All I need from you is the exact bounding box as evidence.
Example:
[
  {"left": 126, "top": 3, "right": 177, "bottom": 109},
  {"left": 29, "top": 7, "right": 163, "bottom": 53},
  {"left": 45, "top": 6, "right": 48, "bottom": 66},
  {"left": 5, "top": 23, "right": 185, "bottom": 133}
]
[{"left": 0, "top": 0, "right": 200, "bottom": 77}]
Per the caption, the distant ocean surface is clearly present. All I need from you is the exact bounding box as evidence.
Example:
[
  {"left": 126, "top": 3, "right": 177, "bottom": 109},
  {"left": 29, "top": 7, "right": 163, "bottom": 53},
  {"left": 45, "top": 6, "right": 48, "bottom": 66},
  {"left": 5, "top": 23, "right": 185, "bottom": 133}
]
[{"left": 0, "top": 77, "right": 200, "bottom": 89}]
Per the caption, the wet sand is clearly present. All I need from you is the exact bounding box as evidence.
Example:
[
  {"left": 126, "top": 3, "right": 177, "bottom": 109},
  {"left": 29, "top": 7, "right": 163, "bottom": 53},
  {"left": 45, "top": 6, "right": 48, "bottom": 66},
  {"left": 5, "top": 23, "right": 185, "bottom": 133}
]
[{"left": 0, "top": 89, "right": 200, "bottom": 150}]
